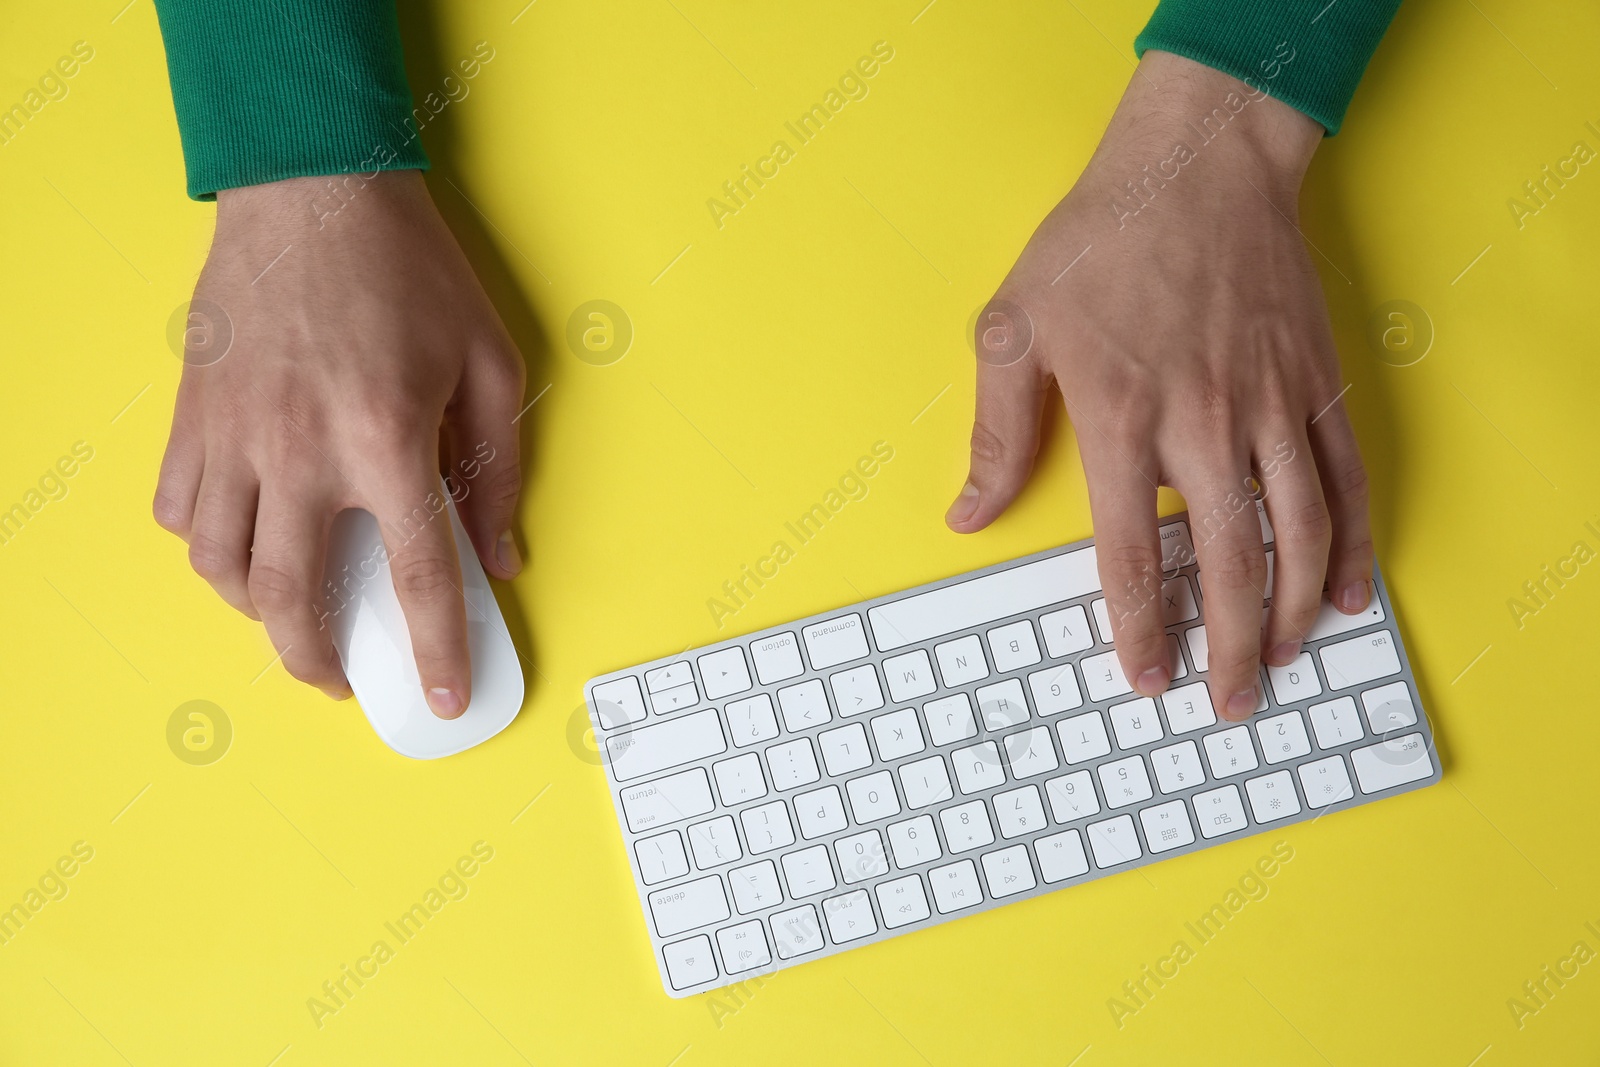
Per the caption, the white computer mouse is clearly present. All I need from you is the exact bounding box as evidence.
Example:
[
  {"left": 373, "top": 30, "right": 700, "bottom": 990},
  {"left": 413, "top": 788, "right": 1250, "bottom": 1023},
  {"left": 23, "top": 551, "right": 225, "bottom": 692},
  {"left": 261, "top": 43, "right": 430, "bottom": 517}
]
[{"left": 322, "top": 494, "right": 524, "bottom": 759}]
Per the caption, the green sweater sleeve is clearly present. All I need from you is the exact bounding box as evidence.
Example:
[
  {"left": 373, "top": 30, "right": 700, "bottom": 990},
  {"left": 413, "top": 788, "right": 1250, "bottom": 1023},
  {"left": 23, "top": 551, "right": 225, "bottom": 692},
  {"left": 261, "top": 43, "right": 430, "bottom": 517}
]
[
  {"left": 152, "top": 0, "right": 428, "bottom": 200},
  {"left": 1134, "top": 0, "right": 1402, "bottom": 135}
]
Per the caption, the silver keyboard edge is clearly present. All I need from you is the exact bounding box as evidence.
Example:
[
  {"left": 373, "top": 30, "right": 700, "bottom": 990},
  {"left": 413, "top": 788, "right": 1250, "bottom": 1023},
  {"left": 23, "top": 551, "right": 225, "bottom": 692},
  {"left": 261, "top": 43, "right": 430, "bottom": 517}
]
[{"left": 582, "top": 512, "right": 1443, "bottom": 998}]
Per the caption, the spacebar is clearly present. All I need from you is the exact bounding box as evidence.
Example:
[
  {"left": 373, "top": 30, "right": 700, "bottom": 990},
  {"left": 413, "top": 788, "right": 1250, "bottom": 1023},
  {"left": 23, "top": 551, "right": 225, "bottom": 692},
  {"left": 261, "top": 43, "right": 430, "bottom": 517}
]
[{"left": 868, "top": 546, "right": 1101, "bottom": 652}]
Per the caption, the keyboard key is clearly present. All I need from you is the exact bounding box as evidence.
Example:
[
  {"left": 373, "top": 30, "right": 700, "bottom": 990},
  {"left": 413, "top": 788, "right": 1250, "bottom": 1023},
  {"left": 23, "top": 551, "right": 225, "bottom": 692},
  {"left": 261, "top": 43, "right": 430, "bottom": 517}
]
[
  {"left": 1256, "top": 711, "right": 1311, "bottom": 765},
  {"left": 934, "top": 634, "right": 990, "bottom": 687},
  {"left": 770, "top": 904, "right": 824, "bottom": 959},
  {"left": 1057, "top": 711, "right": 1111, "bottom": 765},
  {"left": 823, "top": 890, "right": 878, "bottom": 942},
  {"left": 635, "top": 831, "right": 690, "bottom": 885},
  {"left": 1002, "top": 726, "right": 1059, "bottom": 779},
  {"left": 1080, "top": 650, "right": 1133, "bottom": 702},
  {"left": 1164, "top": 633, "right": 1190, "bottom": 681},
  {"left": 1110, "top": 697, "right": 1163, "bottom": 749},
  {"left": 925, "top": 694, "right": 978, "bottom": 746},
  {"left": 1362, "top": 681, "right": 1418, "bottom": 734},
  {"left": 727, "top": 860, "right": 783, "bottom": 914},
  {"left": 606, "top": 708, "right": 727, "bottom": 781},
  {"left": 835, "top": 829, "right": 889, "bottom": 884},
  {"left": 726, "top": 694, "right": 779, "bottom": 748},
  {"left": 953, "top": 742, "right": 1006, "bottom": 794},
  {"left": 1307, "top": 592, "right": 1386, "bottom": 641},
  {"left": 940, "top": 800, "right": 995, "bottom": 853},
  {"left": 663, "top": 934, "right": 717, "bottom": 990},
  {"left": 1161, "top": 575, "right": 1199, "bottom": 626},
  {"left": 1098, "top": 755, "right": 1153, "bottom": 808},
  {"left": 898, "top": 756, "right": 954, "bottom": 809},
  {"left": 1160, "top": 682, "right": 1215, "bottom": 734},
  {"left": 976, "top": 678, "right": 1030, "bottom": 730},
  {"left": 803, "top": 614, "right": 870, "bottom": 670},
  {"left": 883, "top": 649, "right": 937, "bottom": 702},
  {"left": 1184, "top": 625, "right": 1209, "bottom": 673},
  {"left": 713, "top": 752, "right": 768, "bottom": 805},
  {"left": 621, "top": 768, "right": 715, "bottom": 833},
  {"left": 1027, "top": 663, "right": 1083, "bottom": 715},
  {"left": 1090, "top": 598, "right": 1115, "bottom": 645},
  {"left": 887, "top": 815, "right": 942, "bottom": 868},
  {"left": 876, "top": 875, "right": 931, "bottom": 928},
  {"left": 1039, "top": 605, "right": 1094, "bottom": 658},
  {"left": 1159, "top": 520, "right": 1196, "bottom": 571},
  {"left": 650, "top": 683, "right": 698, "bottom": 715},
  {"left": 981, "top": 845, "right": 1037, "bottom": 897},
  {"left": 591, "top": 676, "right": 647, "bottom": 729},
  {"left": 1044, "top": 770, "right": 1100, "bottom": 823},
  {"left": 740, "top": 801, "right": 795, "bottom": 854},
  {"left": 698, "top": 647, "right": 752, "bottom": 700},
  {"left": 1267, "top": 652, "right": 1322, "bottom": 706},
  {"left": 716, "top": 920, "right": 771, "bottom": 974},
  {"left": 1350, "top": 733, "right": 1434, "bottom": 793},
  {"left": 846, "top": 770, "right": 901, "bottom": 822},
  {"left": 649, "top": 875, "right": 730, "bottom": 937},
  {"left": 830, "top": 665, "right": 885, "bottom": 716},
  {"left": 751, "top": 631, "right": 804, "bottom": 685},
  {"left": 1150, "top": 740, "right": 1205, "bottom": 794},
  {"left": 795, "top": 785, "right": 847, "bottom": 839},
  {"left": 1245, "top": 771, "right": 1302, "bottom": 822},
  {"left": 1298, "top": 755, "right": 1355, "bottom": 807},
  {"left": 1309, "top": 696, "right": 1364, "bottom": 748},
  {"left": 1085, "top": 814, "right": 1142, "bottom": 868},
  {"left": 781, "top": 845, "right": 836, "bottom": 898},
  {"left": 868, "top": 548, "right": 1101, "bottom": 653},
  {"left": 1320, "top": 629, "right": 1401, "bottom": 690},
  {"left": 645, "top": 662, "right": 694, "bottom": 693},
  {"left": 1202, "top": 726, "right": 1258, "bottom": 779},
  {"left": 1035, "top": 829, "right": 1090, "bottom": 883},
  {"left": 1140, "top": 799, "right": 1196, "bottom": 853},
  {"left": 870, "top": 708, "right": 925, "bottom": 761},
  {"left": 767, "top": 738, "right": 820, "bottom": 791},
  {"left": 778, "top": 679, "right": 832, "bottom": 732},
  {"left": 929, "top": 859, "right": 984, "bottom": 913},
  {"left": 987, "top": 620, "right": 1042, "bottom": 672},
  {"left": 1193, "top": 784, "right": 1248, "bottom": 838},
  {"left": 994, "top": 785, "right": 1047, "bottom": 838},
  {"left": 819, "top": 723, "right": 872, "bottom": 776},
  {"left": 687, "top": 815, "right": 742, "bottom": 868}
]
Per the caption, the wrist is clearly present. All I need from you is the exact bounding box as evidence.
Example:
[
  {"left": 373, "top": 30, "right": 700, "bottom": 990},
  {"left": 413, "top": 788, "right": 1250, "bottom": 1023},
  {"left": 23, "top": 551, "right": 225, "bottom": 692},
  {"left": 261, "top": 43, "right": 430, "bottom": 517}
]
[
  {"left": 1099, "top": 50, "right": 1321, "bottom": 196},
  {"left": 215, "top": 170, "right": 426, "bottom": 234}
]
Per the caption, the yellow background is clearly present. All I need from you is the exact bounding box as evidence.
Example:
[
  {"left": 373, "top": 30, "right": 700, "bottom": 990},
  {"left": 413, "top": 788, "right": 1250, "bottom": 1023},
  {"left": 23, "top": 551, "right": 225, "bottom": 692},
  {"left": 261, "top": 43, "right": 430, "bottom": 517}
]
[{"left": 2, "top": 0, "right": 1597, "bottom": 1063}]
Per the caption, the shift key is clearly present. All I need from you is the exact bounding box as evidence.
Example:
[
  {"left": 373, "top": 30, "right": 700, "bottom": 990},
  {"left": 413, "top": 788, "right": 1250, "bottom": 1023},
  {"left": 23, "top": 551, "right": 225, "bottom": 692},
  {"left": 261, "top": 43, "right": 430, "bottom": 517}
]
[{"left": 606, "top": 709, "right": 727, "bottom": 781}]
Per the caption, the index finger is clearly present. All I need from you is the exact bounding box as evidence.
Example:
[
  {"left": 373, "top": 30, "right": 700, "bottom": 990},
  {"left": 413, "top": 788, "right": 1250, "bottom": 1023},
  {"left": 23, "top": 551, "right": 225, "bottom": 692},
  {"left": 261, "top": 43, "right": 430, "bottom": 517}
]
[{"left": 371, "top": 460, "right": 472, "bottom": 719}]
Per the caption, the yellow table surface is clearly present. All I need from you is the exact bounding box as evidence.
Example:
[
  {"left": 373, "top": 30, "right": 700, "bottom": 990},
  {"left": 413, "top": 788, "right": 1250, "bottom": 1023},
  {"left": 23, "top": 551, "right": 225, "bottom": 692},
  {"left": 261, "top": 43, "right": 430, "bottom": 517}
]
[{"left": 3, "top": 1, "right": 1598, "bottom": 1063}]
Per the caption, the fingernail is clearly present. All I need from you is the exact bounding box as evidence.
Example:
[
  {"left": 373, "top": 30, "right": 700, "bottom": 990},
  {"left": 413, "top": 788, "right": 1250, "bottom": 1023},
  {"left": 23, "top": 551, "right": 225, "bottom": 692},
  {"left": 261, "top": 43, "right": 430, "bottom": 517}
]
[
  {"left": 1267, "top": 641, "right": 1300, "bottom": 667},
  {"left": 496, "top": 529, "right": 522, "bottom": 576},
  {"left": 1135, "top": 666, "right": 1169, "bottom": 696},
  {"left": 322, "top": 687, "right": 350, "bottom": 702},
  {"left": 427, "top": 687, "right": 464, "bottom": 719},
  {"left": 1225, "top": 688, "right": 1257, "bottom": 719},
  {"left": 1338, "top": 581, "right": 1370, "bottom": 612},
  {"left": 945, "top": 481, "right": 980, "bottom": 525}
]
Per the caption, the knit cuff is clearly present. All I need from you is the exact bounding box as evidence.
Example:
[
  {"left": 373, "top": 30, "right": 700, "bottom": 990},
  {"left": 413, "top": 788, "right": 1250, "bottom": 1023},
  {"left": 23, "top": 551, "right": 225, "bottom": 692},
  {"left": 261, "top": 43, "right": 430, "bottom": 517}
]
[{"left": 153, "top": 0, "right": 429, "bottom": 200}]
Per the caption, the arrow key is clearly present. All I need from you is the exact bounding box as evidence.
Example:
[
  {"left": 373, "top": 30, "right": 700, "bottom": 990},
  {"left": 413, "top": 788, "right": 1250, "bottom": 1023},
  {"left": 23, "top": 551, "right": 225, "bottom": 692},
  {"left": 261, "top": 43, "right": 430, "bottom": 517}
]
[{"left": 699, "top": 646, "right": 752, "bottom": 700}]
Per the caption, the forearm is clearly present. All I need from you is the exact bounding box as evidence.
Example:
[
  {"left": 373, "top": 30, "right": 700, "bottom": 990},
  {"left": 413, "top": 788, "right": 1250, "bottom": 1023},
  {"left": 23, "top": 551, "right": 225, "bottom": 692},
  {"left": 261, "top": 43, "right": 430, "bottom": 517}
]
[{"left": 152, "top": 0, "right": 427, "bottom": 201}]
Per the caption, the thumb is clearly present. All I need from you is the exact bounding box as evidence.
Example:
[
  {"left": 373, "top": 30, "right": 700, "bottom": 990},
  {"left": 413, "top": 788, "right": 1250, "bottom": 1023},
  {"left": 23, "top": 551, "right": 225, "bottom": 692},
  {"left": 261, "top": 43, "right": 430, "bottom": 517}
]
[
  {"left": 446, "top": 346, "right": 526, "bottom": 579},
  {"left": 947, "top": 305, "right": 1048, "bottom": 532}
]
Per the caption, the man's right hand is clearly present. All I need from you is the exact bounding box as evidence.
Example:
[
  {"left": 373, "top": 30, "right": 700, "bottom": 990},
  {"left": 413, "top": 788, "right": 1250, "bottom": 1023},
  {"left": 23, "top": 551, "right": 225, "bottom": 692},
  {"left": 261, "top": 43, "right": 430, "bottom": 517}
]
[{"left": 154, "top": 170, "right": 526, "bottom": 715}]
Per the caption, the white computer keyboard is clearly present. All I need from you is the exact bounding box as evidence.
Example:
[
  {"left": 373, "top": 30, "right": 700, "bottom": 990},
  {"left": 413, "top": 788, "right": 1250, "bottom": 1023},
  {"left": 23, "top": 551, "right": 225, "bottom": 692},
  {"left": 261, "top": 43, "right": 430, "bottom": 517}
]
[{"left": 585, "top": 509, "right": 1441, "bottom": 997}]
